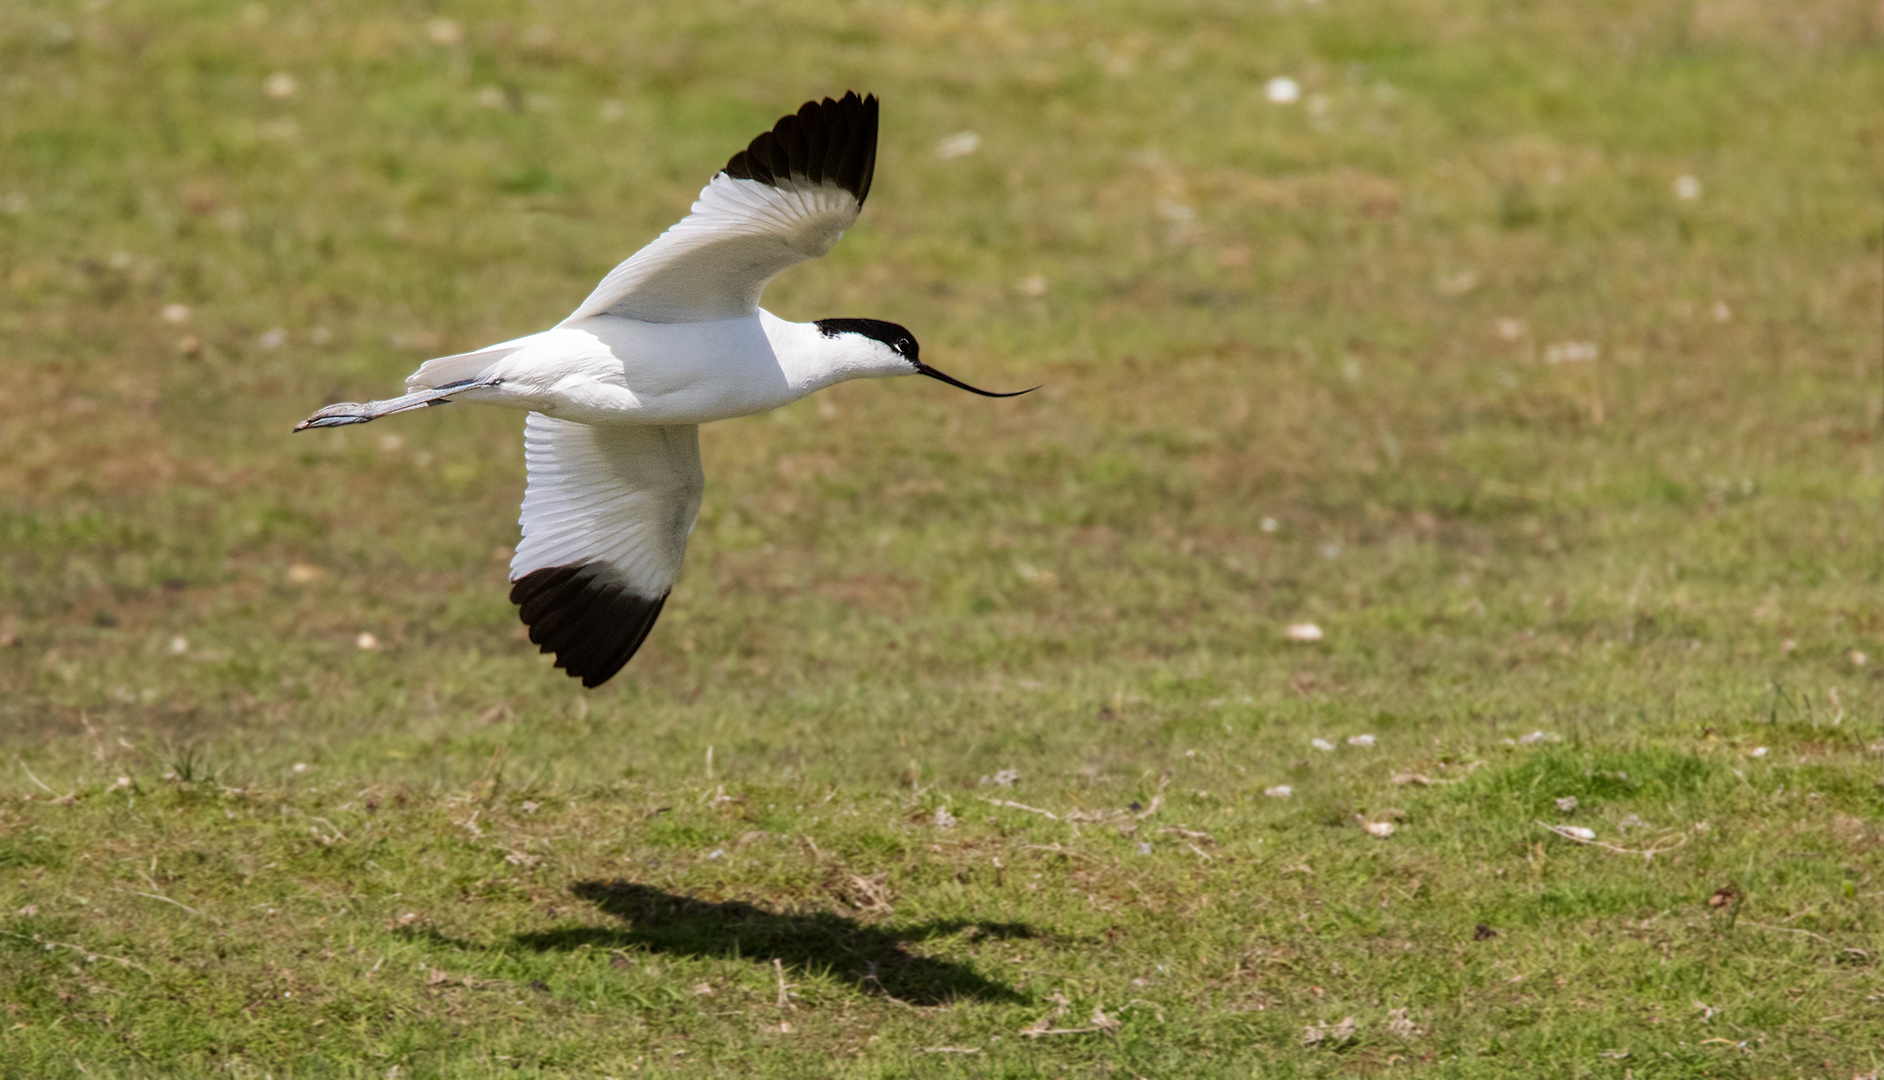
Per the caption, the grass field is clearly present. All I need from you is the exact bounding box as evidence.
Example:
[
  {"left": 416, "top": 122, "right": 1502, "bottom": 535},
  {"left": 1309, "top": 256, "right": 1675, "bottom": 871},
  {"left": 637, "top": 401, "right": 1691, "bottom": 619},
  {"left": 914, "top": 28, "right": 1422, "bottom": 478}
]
[{"left": 4, "top": 0, "right": 1884, "bottom": 1075}]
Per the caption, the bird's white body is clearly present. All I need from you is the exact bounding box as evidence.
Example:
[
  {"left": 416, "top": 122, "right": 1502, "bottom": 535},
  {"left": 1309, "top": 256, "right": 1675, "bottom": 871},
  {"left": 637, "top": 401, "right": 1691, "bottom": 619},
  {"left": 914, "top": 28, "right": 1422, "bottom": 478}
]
[
  {"left": 418, "top": 311, "right": 906, "bottom": 427},
  {"left": 297, "top": 93, "right": 1027, "bottom": 687}
]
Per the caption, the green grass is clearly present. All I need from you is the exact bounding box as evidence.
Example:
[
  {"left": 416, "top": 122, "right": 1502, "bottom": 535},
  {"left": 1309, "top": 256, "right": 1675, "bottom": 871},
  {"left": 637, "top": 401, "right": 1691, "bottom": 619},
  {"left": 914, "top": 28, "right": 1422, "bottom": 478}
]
[{"left": 3, "top": 0, "right": 1884, "bottom": 1075}]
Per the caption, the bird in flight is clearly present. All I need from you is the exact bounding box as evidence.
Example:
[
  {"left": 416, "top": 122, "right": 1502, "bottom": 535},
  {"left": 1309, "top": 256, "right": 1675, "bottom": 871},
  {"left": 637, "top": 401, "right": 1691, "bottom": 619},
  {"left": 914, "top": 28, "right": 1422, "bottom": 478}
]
[{"left": 296, "top": 93, "right": 1032, "bottom": 687}]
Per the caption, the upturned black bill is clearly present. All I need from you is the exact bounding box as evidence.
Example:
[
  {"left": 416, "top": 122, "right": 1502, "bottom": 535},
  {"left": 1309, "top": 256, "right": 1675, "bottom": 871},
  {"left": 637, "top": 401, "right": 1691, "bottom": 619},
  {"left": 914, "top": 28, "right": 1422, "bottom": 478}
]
[{"left": 914, "top": 362, "right": 1037, "bottom": 398}]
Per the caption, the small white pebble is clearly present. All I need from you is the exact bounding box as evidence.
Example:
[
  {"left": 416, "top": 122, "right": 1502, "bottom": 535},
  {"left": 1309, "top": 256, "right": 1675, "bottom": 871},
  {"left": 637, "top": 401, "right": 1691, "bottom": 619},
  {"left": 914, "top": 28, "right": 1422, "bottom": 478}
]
[
  {"left": 1155, "top": 199, "right": 1195, "bottom": 223},
  {"left": 1673, "top": 175, "right": 1702, "bottom": 200},
  {"left": 1361, "top": 820, "right": 1395, "bottom": 838},
  {"left": 292, "top": 762, "right": 308, "bottom": 773},
  {"left": 264, "top": 71, "right": 298, "bottom": 99},
  {"left": 1710, "top": 301, "right": 1732, "bottom": 322},
  {"left": 1852, "top": 650, "right": 1869, "bottom": 667},
  {"left": 1494, "top": 317, "right": 1525, "bottom": 341},
  {"left": 706, "top": 849, "right": 725, "bottom": 859},
  {"left": 1265, "top": 76, "right": 1301, "bottom": 104},
  {"left": 1260, "top": 517, "right": 1279, "bottom": 533},
  {"left": 934, "top": 131, "right": 981, "bottom": 160},
  {"left": 1561, "top": 826, "right": 1596, "bottom": 841},
  {"left": 1346, "top": 734, "right": 1376, "bottom": 748},
  {"left": 1543, "top": 341, "right": 1599, "bottom": 364},
  {"left": 1286, "top": 622, "right": 1324, "bottom": 643},
  {"left": 168, "top": 635, "right": 189, "bottom": 655},
  {"left": 1751, "top": 747, "right": 1769, "bottom": 758},
  {"left": 1436, "top": 269, "right": 1479, "bottom": 296},
  {"left": 355, "top": 632, "right": 380, "bottom": 651},
  {"left": 161, "top": 303, "right": 191, "bottom": 325},
  {"left": 1311, "top": 738, "right": 1336, "bottom": 752},
  {"left": 1264, "top": 785, "right": 1293, "bottom": 798}
]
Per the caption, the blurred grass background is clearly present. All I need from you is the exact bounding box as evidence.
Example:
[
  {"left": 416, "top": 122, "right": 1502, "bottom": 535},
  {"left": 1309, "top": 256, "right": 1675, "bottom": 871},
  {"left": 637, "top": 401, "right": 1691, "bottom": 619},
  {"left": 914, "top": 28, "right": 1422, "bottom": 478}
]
[{"left": 2, "top": 0, "right": 1883, "bottom": 1075}]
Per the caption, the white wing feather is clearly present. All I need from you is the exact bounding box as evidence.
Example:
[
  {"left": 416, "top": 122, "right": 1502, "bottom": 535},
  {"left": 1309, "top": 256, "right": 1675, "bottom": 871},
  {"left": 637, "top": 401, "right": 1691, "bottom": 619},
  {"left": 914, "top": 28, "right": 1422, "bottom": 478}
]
[
  {"left": 561, "top": 91, "right": 879, "bottom": 325},
  {"left": 512, "top": 413, "right": 704, "bottom": 594},
  {"left": 559, "top": 173, "right": 862, "bottom": 325}
]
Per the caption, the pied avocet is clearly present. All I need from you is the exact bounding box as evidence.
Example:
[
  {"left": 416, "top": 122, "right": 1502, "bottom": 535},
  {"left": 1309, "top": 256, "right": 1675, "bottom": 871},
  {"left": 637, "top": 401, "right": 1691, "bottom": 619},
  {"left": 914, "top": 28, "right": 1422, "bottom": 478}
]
[{"left": 296, "top": 93, "right": 1031, "bottom": 686}]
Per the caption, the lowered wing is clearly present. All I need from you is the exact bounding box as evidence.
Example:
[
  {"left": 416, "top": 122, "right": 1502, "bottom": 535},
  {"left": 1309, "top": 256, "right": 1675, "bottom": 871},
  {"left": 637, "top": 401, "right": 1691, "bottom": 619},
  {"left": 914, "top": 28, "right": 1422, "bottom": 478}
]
[{"left": 508, "top": 413, "right": 705, "bottom": 687}]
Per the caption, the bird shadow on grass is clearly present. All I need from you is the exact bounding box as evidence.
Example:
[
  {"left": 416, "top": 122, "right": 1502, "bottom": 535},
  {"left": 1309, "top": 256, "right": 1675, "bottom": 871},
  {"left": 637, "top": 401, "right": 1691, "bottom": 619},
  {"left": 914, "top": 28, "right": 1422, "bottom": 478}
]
[{"left": 511, "top": 878, "right": 1036, "bottom": 1005}]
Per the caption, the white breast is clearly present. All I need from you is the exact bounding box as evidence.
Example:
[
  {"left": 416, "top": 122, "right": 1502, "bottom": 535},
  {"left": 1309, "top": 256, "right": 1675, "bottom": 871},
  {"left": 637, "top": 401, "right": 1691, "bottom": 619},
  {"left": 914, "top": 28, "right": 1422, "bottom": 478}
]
[{"left": 475, "top": 315, "right": 800, "bottom": 426}]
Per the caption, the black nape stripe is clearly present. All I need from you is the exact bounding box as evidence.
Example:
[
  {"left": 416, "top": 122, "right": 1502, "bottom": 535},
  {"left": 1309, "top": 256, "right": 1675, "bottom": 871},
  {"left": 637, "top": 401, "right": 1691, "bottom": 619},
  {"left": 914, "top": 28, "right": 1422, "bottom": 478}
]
[
  {"left": 510, "top": 563, "right": 668, "bottom": 688},
  {"left": 723, "top": 92, "right": 879, "bottom": 206}
]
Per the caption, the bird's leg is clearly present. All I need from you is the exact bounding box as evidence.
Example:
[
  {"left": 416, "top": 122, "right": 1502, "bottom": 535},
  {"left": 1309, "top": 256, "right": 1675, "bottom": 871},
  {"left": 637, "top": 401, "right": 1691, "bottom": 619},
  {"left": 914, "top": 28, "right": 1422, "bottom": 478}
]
[{"left": 293, "top": 377, "right": 498, "bottom": 431}]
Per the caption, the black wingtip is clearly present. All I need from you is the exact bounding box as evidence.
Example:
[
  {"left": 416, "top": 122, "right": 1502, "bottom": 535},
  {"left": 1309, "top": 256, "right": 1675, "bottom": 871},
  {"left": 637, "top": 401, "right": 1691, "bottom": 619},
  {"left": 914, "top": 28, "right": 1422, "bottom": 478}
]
[
  {"left": 723, "top": 92, "right": 879, "bottom": 205},
  {"left": 510, "top": 564, "right": 668, "bottom": 688}
]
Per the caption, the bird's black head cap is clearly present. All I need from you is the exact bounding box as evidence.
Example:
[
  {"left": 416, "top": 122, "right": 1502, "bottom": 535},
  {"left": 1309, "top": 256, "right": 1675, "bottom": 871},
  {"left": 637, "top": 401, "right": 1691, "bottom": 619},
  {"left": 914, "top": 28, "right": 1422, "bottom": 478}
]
[
  {"left": 814, "top": 317, "right": 1037, "bottom": 398},
  {"left": 815, "top": 317, "right": 918, "bottom": 361}
]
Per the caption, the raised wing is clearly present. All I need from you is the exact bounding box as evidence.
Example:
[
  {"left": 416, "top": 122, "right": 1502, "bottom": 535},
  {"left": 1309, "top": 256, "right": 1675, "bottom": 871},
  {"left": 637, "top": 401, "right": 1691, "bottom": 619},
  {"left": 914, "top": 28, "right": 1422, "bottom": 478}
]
[
  {"left": 508, "top": 414, "right": 705, "bottom": 687},
  {"left": 561, "top": 92, "right": 879, "bottom": 325}
]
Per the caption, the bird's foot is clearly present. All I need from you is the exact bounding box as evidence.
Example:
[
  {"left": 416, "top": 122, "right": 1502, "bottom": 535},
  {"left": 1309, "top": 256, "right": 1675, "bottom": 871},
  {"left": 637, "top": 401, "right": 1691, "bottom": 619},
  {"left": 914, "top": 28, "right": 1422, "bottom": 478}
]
[
  {"left": 294, "top": 378, "right": 494, "bottom": 432},
  {"left": 294, "top": 402, "right": 376, "bottom": 431}
]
